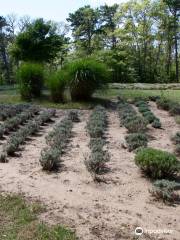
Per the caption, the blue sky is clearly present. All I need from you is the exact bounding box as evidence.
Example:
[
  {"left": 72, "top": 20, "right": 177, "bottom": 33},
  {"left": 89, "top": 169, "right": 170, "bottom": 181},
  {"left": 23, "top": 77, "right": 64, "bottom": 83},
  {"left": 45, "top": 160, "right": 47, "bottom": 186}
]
[{"left": 1, "top": 0, "right": 125, "bottom": 22}]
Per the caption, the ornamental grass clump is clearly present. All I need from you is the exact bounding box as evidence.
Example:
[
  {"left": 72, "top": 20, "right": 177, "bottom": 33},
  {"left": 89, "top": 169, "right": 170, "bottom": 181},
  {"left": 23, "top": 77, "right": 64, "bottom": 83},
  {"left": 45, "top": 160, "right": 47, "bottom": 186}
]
[
  {"left": 135, "top": 148, "right": 180, "bottom": 179},
  {"left": 65, "top": 58, "right": 109, "bottom": 101}
]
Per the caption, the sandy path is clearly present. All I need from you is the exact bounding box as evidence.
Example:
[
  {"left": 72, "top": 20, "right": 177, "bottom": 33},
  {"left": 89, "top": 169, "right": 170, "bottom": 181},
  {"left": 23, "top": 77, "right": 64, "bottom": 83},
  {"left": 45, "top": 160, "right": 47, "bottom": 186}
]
[
  {"left": 148, "top": 101, "right": 180, "bottom": 152},
  {"left": 0, "top": 109, "right": 179, "bottom": 240}
]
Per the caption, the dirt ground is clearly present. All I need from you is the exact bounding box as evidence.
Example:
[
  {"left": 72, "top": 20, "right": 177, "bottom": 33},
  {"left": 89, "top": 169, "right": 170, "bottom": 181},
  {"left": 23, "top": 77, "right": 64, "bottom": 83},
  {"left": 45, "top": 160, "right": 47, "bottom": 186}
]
[{"left": 0, "top": 103, "right": 179, "bottom": 240}]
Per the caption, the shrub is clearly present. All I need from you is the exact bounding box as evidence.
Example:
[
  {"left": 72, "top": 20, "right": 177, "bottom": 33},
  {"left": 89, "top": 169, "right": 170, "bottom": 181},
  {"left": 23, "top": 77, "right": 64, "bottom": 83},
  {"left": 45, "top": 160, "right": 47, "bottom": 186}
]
[
  {"left": 175, "top": 116, "right": 180, "bottom": 125},
  {"left": 138, "top": 106, "right": 150, "bottom": 113},
  {"left": 65, "top": 58, "right": 109, "bottom": 100},
  {"left": 47, "top": 70, "right": 67, "bottom": 102},
  {"left": 40, "top": 148, "right": 60, "bottom": 171},
  {"left": 17, "top": 62, "right": 44, "bottom": 100},
  {"left": 148, "top": 96, "right": 160, "bottom": 102},
  {"left": 125, "top": 133, "right": 148, "bottom": 151},
  {"left": 89, "top": 138, "right": 105, "bottom": 151},
  {"left": 156, "top": 98, "right": 170, "bottom": 111},
  {"left": 0, "top": 126, "right": 5, "bottom": 138},
  {"left": 68, "top": 110, "right": 80, "bottom": 122},
  {"left": 84, "top": 150, "right": 109, "bottom": 175},
  {"left": 124, "top": 116, "right": 147, "bottom": 133},
  {"left": 152, "top": 118, "right": 162, "bottom": 129},
  {"left": 0, "top": 152, "right": 7, "bottom": 163},
  {"left": 169, "top": 103, "right": 180, "bottom": 115},
  {"left": 4, "top": 143, "right": 18, "bottom": 156},
  {"left": 87, "top": 106, "right": 107, "bottom": 138},
  {"left": 135, "top": 148, "right": 180, "bottom": 179},
  {"left": 154, "top": 179, "right": 180, "bottom": 190},
  {"left": 171, "top": 132, "right": 180, "bottom": 144},
  {"left": 175, "top": 145, "right": 180, "bottom": 156},
  {"left": 143, "top": 112, "right": 156, "bottom": 123},
  {"left": 150, "top": 179, "right": 180, "bottom": 203}
]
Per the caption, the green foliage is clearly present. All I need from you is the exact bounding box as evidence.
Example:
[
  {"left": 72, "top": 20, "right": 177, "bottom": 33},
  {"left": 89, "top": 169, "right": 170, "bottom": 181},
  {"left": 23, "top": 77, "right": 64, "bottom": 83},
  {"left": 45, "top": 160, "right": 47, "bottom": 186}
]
[
  {"left": 17, "top": 62, "right": 44, "bottom": 100},
  {"left": 65, "top": 58, "right": 109, "bottom": 100},
  {"left": 154, "top": 179, "right": 180, "bottom": 191},
  {"left": 47, "top": 69, "right": 67, "bottom": 102},
  {"left": 156, "top": 98, "right": 170, "bottom": 111},
  {"left": 143, "top": 111, "right": 156, "bottom": 123},
  {"left": 87, "top": 105, "right": 107, "bottom": 138},
  {"left": 0, "top": 194, "right": 76, "bottom": 240},
  {"left": 0, "top": 152, "right": 7, "bottom": 163},
  {"left": 152, "top": 118, "right": 162, "bottom": 128},
  {"left": 40, "top": 148, "right": 60, "bottom": 171},
  {"left": 67, "top": 110, "right": 80, "bottom": 122},
  {"left": 171, "top": 132, "right": 180, "bottom": 144},
  {"left": 85, "top": 105, "right": 109, "bottom": 179},
  {"left": 124, "top": 116, "right": 147, "bottom": 133},
  {"left": 150, "top": 179, "right": 180, "bottom": 203},
  {"left": 169, "top": 103, "right": 180, "bottom": 115},
  {"left": 67, "top": 6, "right": 99, "bottom": 54},
  {"left": 11, "top": 18, "right": 64, "bottom": 63},
  {"left": 125, "top": 133, "right": 148, "bottom": 151},
  {"left": 175, "top": 145, "right": 180, "bottom": 156},
  {"left": 41, "top": 115, "right": 74, "bottom": 171},
  {"left": 118, "top": 101, "right": 147, "bottom": 133},
  {"left": 2, "top": 109, "right": 54, "bottom": 158},
  {"left": 135, "top": 148, "right": 180, "bottom": 179},
  {"left": 136, "top": 100, "right": 161, "bottom": 127},
  {"left": 85, "top": 149, "right": 109, "bottom": 175}
]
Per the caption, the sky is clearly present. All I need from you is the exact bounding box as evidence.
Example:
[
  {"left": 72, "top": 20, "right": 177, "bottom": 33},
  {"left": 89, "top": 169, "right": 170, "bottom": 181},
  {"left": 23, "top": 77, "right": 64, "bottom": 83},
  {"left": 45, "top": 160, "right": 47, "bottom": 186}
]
[{"left": 1, "top": 0, "right": 125, "bottom": 23}]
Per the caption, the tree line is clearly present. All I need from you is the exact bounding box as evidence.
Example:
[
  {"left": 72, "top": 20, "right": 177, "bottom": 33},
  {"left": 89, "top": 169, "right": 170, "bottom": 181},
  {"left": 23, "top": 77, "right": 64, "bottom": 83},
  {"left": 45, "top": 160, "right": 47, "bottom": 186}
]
[{"left": 0, "top": 0, "right": 180, "bottom": 84}]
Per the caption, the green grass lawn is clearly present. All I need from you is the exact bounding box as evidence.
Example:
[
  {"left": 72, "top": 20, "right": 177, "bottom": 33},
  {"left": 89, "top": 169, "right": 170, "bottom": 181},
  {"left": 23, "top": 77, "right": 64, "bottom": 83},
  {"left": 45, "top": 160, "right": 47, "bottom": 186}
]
[
  {"left": 0, "top": 85, "right": 179, "bottom": 109},
  {"left": 97, "top": 88, "right": 180, "bottom": 102},
  {"left": 0, "top": 194, "right": 76, "bottom": 240}
]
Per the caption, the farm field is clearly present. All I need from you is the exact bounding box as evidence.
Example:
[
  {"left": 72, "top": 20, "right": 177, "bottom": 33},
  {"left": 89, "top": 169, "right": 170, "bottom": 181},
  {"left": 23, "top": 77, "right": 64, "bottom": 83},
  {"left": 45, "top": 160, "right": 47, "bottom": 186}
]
[{"left": 0, "top": 100, "right": 179, "bottom": 240}]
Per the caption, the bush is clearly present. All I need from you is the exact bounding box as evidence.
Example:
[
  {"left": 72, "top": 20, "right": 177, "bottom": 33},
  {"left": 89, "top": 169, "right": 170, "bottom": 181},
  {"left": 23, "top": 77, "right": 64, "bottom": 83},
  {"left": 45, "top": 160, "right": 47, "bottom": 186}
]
[
  {"left": 47, "top": 69, "right": 67, "bottom": 102},
  {"left": 156, "top": 98, "right": 170, "bottom": 111},
  {"left": 169, "top": 103, "right": 180, "bottom": 115},
  {"left": 135, "top": 148, "right": 180, "bottom": 179},
  {"left": 84, "top": 150, "right": 109, "bottom": 175},
  {"left": 148, "top": 96, "right": 160, "bottom": 102},
  {"left": 65, "top": 58, "right": 109, "bottom": 100},
  {"left": 175, "top": 145, "right": 180, "bottom": 156},
  {"left": 143, "top": 112, "right": 156, "bottom": 123},
  {"left": 87, "top": 106, "right": 107, "bottom": 138},
  {"left": 124, "top": 116, "right": 147, "bottom": 133},
  {"left": 125, "top": 133, "right": 148, "bottom": 151},
  {"left": 68, "top": 110, "right": 80, "bottom": 122},
  {"left": 40, "top": 148, "right": 60, "bottom": 171},
  {"left": 152, "top": 118, "right": 161, "bottom": 128},
  {"left": 17, "top": 62, "right": 44, "bottom": 100},
  {"left": 154, "top": 179, "right": 180, "bottom": 191},
  {"left": 171, "top": 132, "right": 180, "bottom": 144},
  {"left": 4, "top": 143, "right": 18, "bottom": 156},
  {"left": 150, "top": 179, "right": 180, "bottom": 203},
  {"left": 0, "top": 152, "right": 7, "bottom": 163}
]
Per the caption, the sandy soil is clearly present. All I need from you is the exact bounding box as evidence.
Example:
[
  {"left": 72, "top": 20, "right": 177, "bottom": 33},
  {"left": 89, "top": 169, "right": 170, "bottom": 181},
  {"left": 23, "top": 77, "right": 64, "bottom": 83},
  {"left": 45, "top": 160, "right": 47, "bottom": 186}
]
[{"left": 0, "top": 105, "right": 179, "bottom": 240}]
